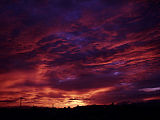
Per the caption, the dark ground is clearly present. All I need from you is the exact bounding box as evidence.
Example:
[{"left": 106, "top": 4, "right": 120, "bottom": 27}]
[{"left": 0, "top": 100, "right": 160, "bottom": 120}]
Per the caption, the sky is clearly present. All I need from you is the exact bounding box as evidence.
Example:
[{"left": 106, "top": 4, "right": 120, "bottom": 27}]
[{"left": 0, "top": 0, "right": 160, "bottom": 108}]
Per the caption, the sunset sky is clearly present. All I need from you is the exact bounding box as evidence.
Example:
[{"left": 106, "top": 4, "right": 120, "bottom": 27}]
[{"left": 0, "top": 0, "right": 160, "bottom": 108}]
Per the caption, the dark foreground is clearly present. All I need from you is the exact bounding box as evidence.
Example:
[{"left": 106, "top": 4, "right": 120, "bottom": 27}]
[{"left": 0, "top": 100, "right": 160, "bottom": 120}]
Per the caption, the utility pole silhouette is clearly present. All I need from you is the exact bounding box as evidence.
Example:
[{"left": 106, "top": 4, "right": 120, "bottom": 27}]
[
  {"left": 52, "top": 104, "right": 54, "bottom": 108},
  {"left": 19, "top": 97, "right": 24, "bottom": 107}
]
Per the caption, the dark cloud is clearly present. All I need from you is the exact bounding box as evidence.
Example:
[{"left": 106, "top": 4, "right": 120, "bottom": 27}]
[
  {"left": 0, "top": 0, "right": 160, "bottom": 107},
  {"left": 0, "top": 99, "right": 18, "bottom": 103},
  {"left": 135, "top": 72, "right": 160, "bottom": 89},
  {"left": 90, "top": 87, "right": 160, "bottom": 104}
]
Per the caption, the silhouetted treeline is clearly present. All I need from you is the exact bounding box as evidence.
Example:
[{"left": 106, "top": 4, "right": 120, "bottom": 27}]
[{"left": 0, "top": 100, "right": 160, "bottom": 120}]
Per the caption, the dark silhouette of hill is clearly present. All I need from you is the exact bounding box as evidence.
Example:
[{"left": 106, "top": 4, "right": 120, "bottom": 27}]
[{"left": 0, "top": 100, "right": 160, "bottom": 120}]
